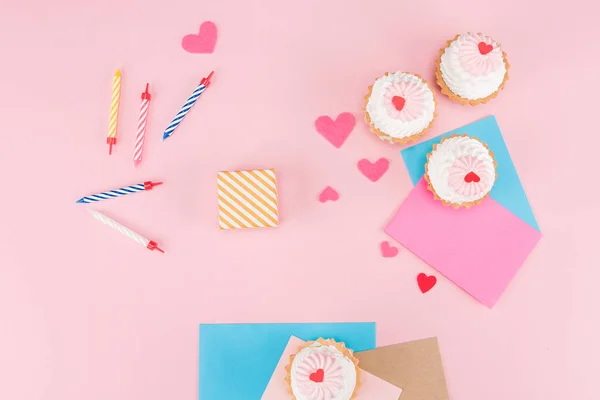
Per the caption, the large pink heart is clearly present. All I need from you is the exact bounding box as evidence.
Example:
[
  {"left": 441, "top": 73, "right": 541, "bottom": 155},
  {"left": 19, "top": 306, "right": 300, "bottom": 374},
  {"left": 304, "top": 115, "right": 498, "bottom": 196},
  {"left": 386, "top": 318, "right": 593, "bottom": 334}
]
[
  {"left": 357, "top": 158, "right": 389, "bottom": 182},
  {"left": 315, "top": 112, "right": 355, "bottom": 149},
  {"left": 182, "top": 21, "right": 218, "bottom": 54}
]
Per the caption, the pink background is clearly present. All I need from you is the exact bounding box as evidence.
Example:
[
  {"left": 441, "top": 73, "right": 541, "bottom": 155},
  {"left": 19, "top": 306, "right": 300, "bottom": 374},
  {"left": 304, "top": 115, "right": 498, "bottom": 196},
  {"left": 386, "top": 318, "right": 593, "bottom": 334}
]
[{"left": 0, "top": 1, "right": 598, "bottom": 399}]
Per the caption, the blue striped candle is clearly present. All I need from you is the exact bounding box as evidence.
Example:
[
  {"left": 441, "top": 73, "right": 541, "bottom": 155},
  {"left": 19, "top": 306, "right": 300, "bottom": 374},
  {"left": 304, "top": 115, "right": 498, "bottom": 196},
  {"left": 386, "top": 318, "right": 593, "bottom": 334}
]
[
  {"left": 76, "top": 181, "right": 162, "bottom": 204},
  {"left": 162, "top": 71, "right": 214, "bottom": 141}
]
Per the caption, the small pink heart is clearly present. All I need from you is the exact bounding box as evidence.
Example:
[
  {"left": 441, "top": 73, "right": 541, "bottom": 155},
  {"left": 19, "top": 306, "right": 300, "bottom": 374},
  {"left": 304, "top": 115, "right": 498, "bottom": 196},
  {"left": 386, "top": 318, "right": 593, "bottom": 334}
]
[
  {"left": 380, "top": 241, "right": 398, "bottom": 258},
  {"left": 315, "top": 113, "right": 355, "bottom": 149},
  {"left": 318, "top": 186, "right": 339, "bottom": 203},
  {"left": 182, "top": 21, "right": 218, "bottom": 54},
  {"left": 357, "top": 158, "right": 389, "bottom": 182}
]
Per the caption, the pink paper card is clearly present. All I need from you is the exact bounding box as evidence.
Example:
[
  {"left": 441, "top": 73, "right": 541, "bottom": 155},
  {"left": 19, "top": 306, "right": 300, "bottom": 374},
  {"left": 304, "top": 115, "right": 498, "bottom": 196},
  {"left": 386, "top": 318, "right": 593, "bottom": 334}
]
[
  {"left": 261, "top": 336, "right": 403, "bottom": 399},
  {"left": 385, "top": 178, "right": 542, "bottom": 308}
]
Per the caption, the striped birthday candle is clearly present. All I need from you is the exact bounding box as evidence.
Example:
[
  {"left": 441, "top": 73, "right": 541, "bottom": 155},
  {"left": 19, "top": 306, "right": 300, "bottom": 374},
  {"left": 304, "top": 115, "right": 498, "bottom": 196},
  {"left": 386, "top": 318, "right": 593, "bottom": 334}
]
[
  {"left": 162, "top": 71, "right": 214, "bottom": 142},
  {"left": 133, "top": 83, "right": 151, "bottom": 167},
  {"left": 107, "top": 69, "right": 122, "bottom": 154},
  {"left": 88, "top": 210, "right": 164, "bottom": 253},
  {"left": 76, "top": 181, "right": 162, "bottom": 204}
]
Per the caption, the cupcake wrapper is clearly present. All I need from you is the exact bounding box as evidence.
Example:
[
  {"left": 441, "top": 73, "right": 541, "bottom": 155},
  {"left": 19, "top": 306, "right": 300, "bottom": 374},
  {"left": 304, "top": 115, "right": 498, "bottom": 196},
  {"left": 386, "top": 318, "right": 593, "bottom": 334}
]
[
  {"left": 424, "top": 134, "right": 498, "bottom": 208},
  {"left": 285, "top": 338, "right": 362, "bottom": 400},
  {"left": 435, "top": 33, "right": 510, "bottom": 106},
  {"left": 364, "top": 72, "right": 437, "bottom": 144}
]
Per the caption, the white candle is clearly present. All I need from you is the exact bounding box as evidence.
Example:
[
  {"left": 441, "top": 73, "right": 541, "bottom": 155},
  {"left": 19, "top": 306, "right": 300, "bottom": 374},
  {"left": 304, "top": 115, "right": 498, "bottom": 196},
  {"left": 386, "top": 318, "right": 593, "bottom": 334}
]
[{"left": 88, "top": 210, "right": 164, "bottom": 253}]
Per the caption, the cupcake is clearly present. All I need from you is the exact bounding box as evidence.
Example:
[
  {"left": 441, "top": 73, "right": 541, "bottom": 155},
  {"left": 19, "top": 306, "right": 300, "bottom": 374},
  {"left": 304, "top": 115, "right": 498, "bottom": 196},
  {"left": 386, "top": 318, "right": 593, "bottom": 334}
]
[
  {"left": 364, "top": 72, "right": 436, "bottom": 144},
  {"left": 425, "top": 134, "right": 497, "bottom": 208},
  {"left": 435, "top": 33, "right": 509, "bottom": 105},
  {"left": 285, "top": 338, "right": 360, "bottom": 400}
]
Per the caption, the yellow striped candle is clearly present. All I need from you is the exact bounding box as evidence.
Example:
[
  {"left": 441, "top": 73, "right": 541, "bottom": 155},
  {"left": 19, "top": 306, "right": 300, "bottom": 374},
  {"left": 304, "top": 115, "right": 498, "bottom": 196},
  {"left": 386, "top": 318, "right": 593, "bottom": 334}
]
[
  {"left": 217, "top": 169, "right": 279, "bottom": 230},
  {"left": 107, "top": 69, "right": 122, "bottom": 155}
]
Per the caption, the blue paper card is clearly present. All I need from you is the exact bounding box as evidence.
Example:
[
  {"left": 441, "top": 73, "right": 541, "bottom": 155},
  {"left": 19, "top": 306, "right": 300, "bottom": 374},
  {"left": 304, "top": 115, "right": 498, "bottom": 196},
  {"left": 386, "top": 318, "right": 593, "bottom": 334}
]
[
  {"left": 198, "top": 322, "right": 376, "bottom": 400},
  {"left": 401, "top": 116, "right": 540, "bottom": 232}
]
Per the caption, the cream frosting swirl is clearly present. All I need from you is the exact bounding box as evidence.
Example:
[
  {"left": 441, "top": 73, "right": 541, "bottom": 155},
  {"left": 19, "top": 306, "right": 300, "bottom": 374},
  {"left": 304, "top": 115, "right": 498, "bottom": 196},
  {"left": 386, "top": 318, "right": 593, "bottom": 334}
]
[
  {"left": 366, "top": 72, "right": 436, "bottom": 140},
  {"left": 426, "top": 135, "right": 496, "bottom": 205},
  {"left": 439, "top": 33, "right": 507, "bottom": 100},
  {"left": 290, "top": 341, "right": 357, "bottom": 400}
]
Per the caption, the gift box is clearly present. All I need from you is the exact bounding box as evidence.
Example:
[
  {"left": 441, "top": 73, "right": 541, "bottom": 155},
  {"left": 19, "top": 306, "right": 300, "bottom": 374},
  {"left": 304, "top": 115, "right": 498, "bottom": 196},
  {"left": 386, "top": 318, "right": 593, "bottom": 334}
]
[{"left": 217, "top": 169, "right": 279, "bottom": 230}]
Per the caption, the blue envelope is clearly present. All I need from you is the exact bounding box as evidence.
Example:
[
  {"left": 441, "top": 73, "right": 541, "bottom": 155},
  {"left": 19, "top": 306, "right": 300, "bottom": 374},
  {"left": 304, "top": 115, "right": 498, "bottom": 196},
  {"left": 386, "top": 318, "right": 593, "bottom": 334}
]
[
  {"left": 401, "top": 115, "right": 540, "bottom": 231},
  {"left": 198, "top": 322, "right": 376, "bottom": 400}
]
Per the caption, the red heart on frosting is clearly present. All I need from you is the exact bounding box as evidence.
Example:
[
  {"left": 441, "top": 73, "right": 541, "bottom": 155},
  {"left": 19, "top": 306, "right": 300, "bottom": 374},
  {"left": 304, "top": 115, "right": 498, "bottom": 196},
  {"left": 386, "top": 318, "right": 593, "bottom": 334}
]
[
  {"left": 391, "top": 96, "right": 405, "bottom": 111},
  {"left": 464, "top": 171, "right": 481, "bottom": 183},
  {"left": 309, "top": 368, "right": 324, "bottom": 383},
  {"left": 478, "top": 42, "right": 493, "bottom": 55}
]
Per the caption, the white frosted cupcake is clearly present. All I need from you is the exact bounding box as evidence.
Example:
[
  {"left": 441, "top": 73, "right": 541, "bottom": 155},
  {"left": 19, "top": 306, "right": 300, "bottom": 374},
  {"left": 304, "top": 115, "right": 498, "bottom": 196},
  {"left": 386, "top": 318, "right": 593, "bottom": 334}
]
[
  {"left": 285, "top": 338, "right": 360, "bottom": 400},
  {"left": 364, "top": 72, "right": 436, "bottom": 144},
  {"left": 425, "top": 134, "right": 497, "bottom": 208},
  {"left": 435, "top": 33, "right": 509, "bottom": 105}
]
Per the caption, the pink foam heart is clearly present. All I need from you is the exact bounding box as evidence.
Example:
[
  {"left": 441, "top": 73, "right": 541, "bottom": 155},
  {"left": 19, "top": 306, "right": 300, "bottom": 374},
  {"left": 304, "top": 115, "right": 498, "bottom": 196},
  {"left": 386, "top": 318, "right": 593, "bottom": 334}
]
[
  {"left": 182, "top": 21, "right": 218, "bottom": 54},
  {"left": 318, "top": 186, "right": 339, "bottom": 203},
  {"left": 357, "top": 158, "right": 389, "bottom": 182},
  {"left": 380, "top": 241, "right": 398, "bottom": 258},
  {"left": 315, "top": 112, "right": 355, "bottom": 149}
]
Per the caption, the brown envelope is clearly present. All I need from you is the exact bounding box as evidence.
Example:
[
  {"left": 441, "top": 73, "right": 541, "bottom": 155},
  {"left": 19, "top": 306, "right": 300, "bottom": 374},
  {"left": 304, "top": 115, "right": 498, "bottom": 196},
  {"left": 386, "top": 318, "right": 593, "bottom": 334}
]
[{"left": 355, "top": 337, "right": 449, "bottom": 400}]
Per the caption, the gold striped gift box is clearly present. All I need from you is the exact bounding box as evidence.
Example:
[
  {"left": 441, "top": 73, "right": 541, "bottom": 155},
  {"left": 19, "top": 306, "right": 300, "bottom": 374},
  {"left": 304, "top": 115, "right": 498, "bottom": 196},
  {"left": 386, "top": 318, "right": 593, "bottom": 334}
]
[{"left": 217, "top": 169, "right": 279, "bottom": 230}]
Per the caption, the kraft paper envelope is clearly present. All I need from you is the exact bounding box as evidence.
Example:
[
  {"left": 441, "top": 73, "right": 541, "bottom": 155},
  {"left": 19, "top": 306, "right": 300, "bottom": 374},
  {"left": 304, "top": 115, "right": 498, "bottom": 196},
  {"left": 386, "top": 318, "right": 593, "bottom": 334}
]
[
  {"left": 261, "top": 336, "right": 403, "bottom": 399},
  {"left": 356, "top": 337, "right": 449, "bottom": 400}
]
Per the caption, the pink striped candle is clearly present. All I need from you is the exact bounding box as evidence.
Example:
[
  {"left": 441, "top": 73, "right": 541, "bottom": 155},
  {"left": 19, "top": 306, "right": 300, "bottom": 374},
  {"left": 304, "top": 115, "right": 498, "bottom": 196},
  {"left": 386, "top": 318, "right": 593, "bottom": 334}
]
[{"left": 133, "top": 83, "right": 151, "bottom": 167}]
